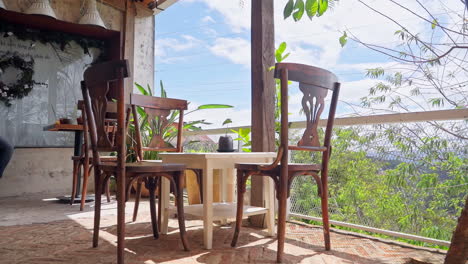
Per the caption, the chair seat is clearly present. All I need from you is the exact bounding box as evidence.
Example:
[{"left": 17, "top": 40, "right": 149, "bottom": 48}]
[
  {"left": 235, "top": 162, "right": 321, "bottom": 172},
  {"left": 72, "top": 156, "right": 117, "bottom": 162},
  {"left": 100, "top": 161, "right": 185, "bottom": 173}
]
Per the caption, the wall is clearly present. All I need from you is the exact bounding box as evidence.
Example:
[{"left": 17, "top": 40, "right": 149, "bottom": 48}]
[
  {"left": 0, "top": 0, "right": 155, "bottom": 197},
  {"left": 0, "top": 148, "right": 74, "bottom": 197}
]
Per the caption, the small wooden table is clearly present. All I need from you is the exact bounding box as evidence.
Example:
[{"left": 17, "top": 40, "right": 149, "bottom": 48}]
[
  {"left": 159, "top": 152, "right": 277, "bottom": 249},
  {"left": 43, "top": 123, "right": 88, "bottom": 202}
]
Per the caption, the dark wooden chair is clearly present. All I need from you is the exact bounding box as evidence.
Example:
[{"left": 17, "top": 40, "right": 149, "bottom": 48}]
[
  {"left": 129, "top": 94, "right": 203, "bottom": 222},
  {"left": 129, "top": 93, "right": 186, "bottom": 222},
  {"left": 230, "top": 63, "right": 340, "bottom": 263},
  {"left": 81, "top": 60, "right": 189, "bottom": 258},
  {"left": 70, "top": 101, "right": 116, "bottom": 211}
]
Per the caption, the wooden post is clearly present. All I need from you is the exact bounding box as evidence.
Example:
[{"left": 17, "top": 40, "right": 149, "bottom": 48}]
[
  {"left": 250, "top": 0, "right": 275, "bottom": 227},
  {"left": 444, "top": 196, "right": 468, "bottom": 264},
  {"left": 124, "top": 2, "right": 136, "bottom": 96}
]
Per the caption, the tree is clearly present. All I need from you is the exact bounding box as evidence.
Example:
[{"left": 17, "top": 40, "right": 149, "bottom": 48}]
[{"left": 282, "top": 0, "right": 468, "bottom": 255}]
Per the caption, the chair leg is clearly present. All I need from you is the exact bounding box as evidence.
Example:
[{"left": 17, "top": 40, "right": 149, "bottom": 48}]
[
  {"left": 276, "top": 176, "right": 288, "bottom": 263},
  {"left": 147, "top": 177, "right": 159, "bottom": 239},
  {"left": 70, "top": 160, "right": 80, "bottom": 205},
  {"left": 104, "top": 178, "right": 110, "bottom": 203},
  {"left": 116, "top": 171, "right": 126, "bottom": 264},
  {"left": 231, "top": 169, "right": 246, "bottom": 247},
  {"left": 174, "top": 171, "right": 190, "bottom": 251},
  {"left": 321, "top": 175, "right": 331, "bottom": 250},
  {"left": 80, "top": 159, "right": 90, "bottom": 211},
  {"left": 157, "top": 177, "right": 162, "bottom": 230},
  {"left": 132, "top": 178, "right": 143, "bottom": 222},
  {"left": 92, "top": 172, "right": 103, "bottom": 248}
]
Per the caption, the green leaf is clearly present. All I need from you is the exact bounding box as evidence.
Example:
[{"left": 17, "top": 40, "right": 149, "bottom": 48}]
[
  {"left": 431, "top": 19, "right": 437, "bottom": 29},
  {"left": 293, "top": 0, "right": 305, "bottom": 21},
  {"left": 284, "top": 0, "right": 294, "bottom": 19},
  {"left": 197, "top": 104, "right": 233, "bottom": 110},
  {"left": 275, "top": 42, "right": 287, "bottom": 62},
  {"left": 277, "top": 42, "right": 287, "bottom": 54},
  {"left": 147, "top": 84, "right": 153, "bottom": 96},
  {"left": 239, "top": 127, "right": 251, "bottom": 138},
  {"left": 135, "top": 82, "right": 148, "bottom": 96},
  {"left": 275, "top": 53, "right": 282, "bottom": 63},
  {"left": 317, "top": 0, "right": 328, "bottom": 17},
  {"left": 222, "top": 118, "right": 232, "bottom": 126},
  {"left": 339, "top": 31, "right": 347, "bottom": 47},
  {"left": 160, "top": 80, "right": 167, "bottom": 98},
  {"left": 305, "top": 0, "right": 318, "bottom": 19},
  {"left": 429, "top": 98, "right": 444, "bottom": 107}
]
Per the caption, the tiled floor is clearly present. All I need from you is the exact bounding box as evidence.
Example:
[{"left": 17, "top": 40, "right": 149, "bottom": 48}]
[{"left": 0, "top": 194, "right": 446, "bottom": 264}]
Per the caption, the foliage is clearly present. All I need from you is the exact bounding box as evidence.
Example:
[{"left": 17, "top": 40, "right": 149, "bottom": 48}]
[
  {"left": 0, "top": 20, "right": 106, "bottom": 62},
  {"left": 283, "top": 0, "right": 336, "bottom": 21},
  {"left": 289, "top": 124, "right": 467, "bottom": 248},
  {"left": 127, "top": 81, "right": 233, "bottom": 161},
  {"left": 222, "top": 118, "right": 232, "bottom": 136},
  {"left": 231, "top": 127, "right": 251, "bottom": 152}
]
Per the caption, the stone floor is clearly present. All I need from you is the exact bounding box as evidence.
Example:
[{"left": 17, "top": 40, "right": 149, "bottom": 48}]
[{"left": 0, "top": 194, "right": 447, "bottom": 264}]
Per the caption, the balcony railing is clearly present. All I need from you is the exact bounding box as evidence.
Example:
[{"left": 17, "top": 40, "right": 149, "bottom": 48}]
[{"left": 183, "top": 109, "right": 468, "bottom": 248}]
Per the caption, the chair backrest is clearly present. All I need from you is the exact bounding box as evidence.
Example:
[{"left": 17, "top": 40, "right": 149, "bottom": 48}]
[
  {"left": 274, "top": 63, "right": 340, "bottom": 160},
  {"left": 77, "top": 100, "right": 124, "bottom": 156},
  {"left": 81, "top": 60, "right": 129, "bottom": 163},
  {"left": 130, "top": 94, "right": 188, "bottom": 161}
]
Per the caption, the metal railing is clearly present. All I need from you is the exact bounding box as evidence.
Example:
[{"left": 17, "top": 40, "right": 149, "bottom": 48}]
[{"left": 183, "top": 109, "right": 468, "bottom": 248}]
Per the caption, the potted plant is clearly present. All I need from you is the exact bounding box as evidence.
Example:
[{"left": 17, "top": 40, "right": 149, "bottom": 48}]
[{"left": 218, "top": 118, "right": 234, "bottom": 152}]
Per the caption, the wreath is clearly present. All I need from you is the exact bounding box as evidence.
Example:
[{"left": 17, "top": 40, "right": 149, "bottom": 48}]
[{"left": 0, "top": 52, "right": 35, "bottom": 107}]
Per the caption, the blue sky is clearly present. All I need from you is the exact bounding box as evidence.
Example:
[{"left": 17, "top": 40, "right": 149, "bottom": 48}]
[{"left": 154, "top": 0, "right": 460, "bottom": 128}]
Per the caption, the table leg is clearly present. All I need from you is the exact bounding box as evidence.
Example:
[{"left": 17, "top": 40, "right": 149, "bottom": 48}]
[
  {"left": 219, "top": 169, "right": 228, "bottom": 225},
  {"left": 160, "top": 177, "right": 170, "bottom": 235},
  {"left": 203, "top": 161, "right": 213, "bottom": 249},
  {"left": 74, "top": 130, "right": 83, "bottom": 197},
  {"left": 226, "top": 168, "right": 235, "bottom": 203},
  {"left": 219, "top": 169, "right": 225, "bottom": 203},
  {"left": 265, "top": 176, "right": 275, "bottom": 237}
]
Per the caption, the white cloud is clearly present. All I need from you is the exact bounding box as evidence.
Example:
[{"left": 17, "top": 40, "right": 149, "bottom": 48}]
[
  {"left": 209, "top": 37, "right": 251, "bottom": 67},
  {"left": 186, "top": 0, "right": 463, "bottom": 69},
  {"left": 201, "top": 16, "right": 216, "bottom": 24},
  {"left": 155, "top": 35, "right": 202, "bottom": 63}
]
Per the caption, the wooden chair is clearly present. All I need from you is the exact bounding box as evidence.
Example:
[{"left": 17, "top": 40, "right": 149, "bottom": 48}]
[
  {"left": 81, "top": 60, "right": 189, "bottom": 260},
  {"left": 129, "top": 94, "right": 203, "bottom": 222},
  {"left": 70, "top": 101, "right": 116, "bottom": 211},
  {"left": 129, "top": 94, "right": 186, "bottom": 221},
  {"left": 230, "top": 63, "right": 340, "bottom": 263}
]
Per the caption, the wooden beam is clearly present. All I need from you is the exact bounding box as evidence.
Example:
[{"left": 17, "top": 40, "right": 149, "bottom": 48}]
[
  {"left": 250, "top": 0, "right": 275, "bottom": 228},
  {"left": 103, "top": 0, "right": 126, "bottom": 11},
  {"left": 184, "top": 109, "right": 468, "bottom": 136}
]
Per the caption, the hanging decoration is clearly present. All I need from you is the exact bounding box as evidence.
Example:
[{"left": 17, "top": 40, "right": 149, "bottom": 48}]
[
  {"left": 25, "top": 0, "right": 57, "bottom": 19},
  {"left": 0, "top": 52, "right": 35, "bottom": 107},
  {"left": 79, "top": 0, "right": 107, "bottom": 29}
]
